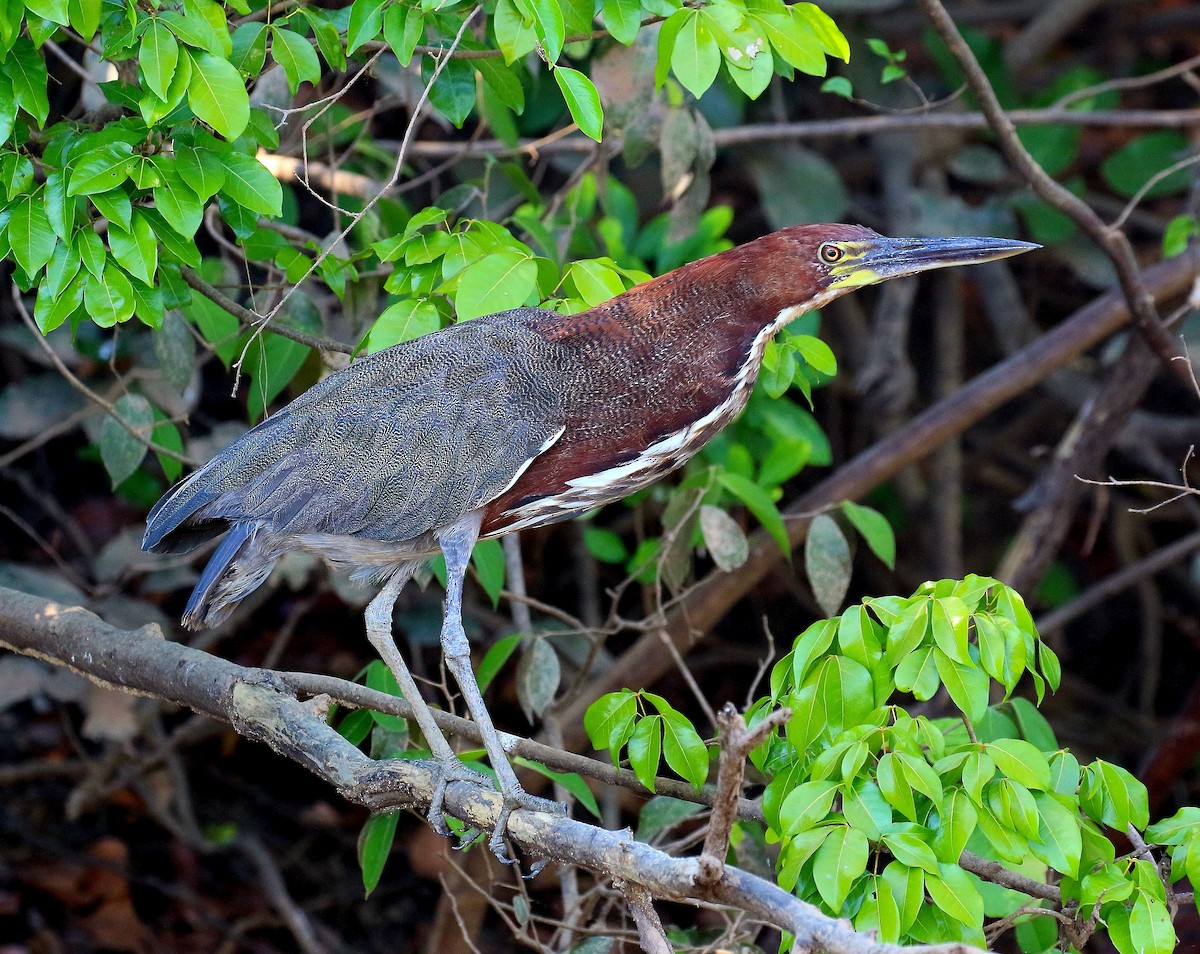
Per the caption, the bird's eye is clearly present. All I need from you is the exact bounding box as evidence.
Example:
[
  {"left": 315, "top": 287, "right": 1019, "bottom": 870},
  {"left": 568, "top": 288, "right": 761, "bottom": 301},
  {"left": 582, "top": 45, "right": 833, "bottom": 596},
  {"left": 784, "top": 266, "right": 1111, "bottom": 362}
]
[{"left": 819, "top": 243, "right": 844, "bottom": 264}]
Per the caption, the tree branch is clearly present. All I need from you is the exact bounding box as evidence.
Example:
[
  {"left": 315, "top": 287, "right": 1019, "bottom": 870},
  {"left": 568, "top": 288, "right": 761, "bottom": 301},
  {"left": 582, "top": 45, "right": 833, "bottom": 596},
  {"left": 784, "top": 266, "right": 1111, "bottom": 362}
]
[
  {"left": 917, "top": 0, "right": 1196, "bottom": 396},
  {"left": 0, "top": 585, "right": 983, "bottom": 954}
]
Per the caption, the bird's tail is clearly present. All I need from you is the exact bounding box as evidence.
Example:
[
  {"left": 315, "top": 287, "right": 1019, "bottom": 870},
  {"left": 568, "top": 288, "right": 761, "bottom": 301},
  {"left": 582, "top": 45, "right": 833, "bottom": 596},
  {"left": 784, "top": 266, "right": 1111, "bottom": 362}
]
[{"left": 182, "top": 523, "right": 271, "bottom": 629}]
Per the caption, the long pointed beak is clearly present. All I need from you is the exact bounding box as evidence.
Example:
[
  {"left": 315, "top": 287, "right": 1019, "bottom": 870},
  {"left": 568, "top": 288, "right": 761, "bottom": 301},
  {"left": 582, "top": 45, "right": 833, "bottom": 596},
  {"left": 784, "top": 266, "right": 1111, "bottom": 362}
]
[{"left": 832, "top": 235, "right": 1039, "bottom": 288}]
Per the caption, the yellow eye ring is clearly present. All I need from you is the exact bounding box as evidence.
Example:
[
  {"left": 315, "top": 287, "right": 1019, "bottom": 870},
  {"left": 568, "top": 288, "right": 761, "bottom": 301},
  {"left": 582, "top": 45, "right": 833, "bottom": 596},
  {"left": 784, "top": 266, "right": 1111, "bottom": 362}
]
[{"left": 819, "top": 243, "right": 843, "bottom": 264}]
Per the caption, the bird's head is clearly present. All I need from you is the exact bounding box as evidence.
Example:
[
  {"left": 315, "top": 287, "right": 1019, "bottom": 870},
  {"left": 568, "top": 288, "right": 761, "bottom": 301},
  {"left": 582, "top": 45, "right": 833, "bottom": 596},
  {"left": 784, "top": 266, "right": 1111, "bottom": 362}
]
[{"left": 748, "top": 223, "right": 1039, "bottom": 319}]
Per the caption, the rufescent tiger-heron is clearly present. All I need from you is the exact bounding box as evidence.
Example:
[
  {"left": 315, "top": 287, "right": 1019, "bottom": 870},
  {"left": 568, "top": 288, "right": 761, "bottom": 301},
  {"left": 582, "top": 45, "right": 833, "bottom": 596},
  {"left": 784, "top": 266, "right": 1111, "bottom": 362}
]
[{"left": 143, "top": 224, "right": 1037, "bottom": 858}]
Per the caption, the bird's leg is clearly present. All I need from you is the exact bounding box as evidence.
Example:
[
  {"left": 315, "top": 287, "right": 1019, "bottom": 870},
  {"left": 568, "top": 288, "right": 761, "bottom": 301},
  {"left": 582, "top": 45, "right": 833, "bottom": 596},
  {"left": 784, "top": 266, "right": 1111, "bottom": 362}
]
[
  {"left": 364, "top": 563, "right": 489, "bottom": 837},
  {"left": 436, "top": 513, "right": 566, "bottom": 861}
]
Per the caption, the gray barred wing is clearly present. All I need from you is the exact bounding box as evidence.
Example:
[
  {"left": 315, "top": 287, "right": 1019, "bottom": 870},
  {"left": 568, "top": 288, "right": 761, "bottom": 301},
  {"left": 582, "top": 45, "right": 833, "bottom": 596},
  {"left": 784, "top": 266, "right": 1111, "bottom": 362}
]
[{"left": 144, "top": 309, "right": 567, "bottom": 552}]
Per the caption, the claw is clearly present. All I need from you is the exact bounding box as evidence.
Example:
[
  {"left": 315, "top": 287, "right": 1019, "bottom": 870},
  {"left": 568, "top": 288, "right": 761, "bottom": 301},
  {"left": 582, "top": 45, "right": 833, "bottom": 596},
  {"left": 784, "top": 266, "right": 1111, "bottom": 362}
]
[
  {"left": 428, "top": 758, "right": 492, "bottom": 837},
  {"left": 487, "top": 787, "right": 569, "bottom": 863}
]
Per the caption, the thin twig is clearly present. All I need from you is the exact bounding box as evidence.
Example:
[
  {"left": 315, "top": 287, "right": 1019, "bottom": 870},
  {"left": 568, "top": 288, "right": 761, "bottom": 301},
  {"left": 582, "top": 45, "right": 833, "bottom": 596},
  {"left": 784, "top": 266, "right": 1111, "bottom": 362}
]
[
  {"left": 11, "top": 287, "right": 194, "bottom": 466},
  {"left": 917, "top": 0, "right": 1196, "bottom": 396},
  {"left": 399, "top": 108, "right": 1200, "bottom": 159},
  {"left": 180, "top": 267, "right": 352, "bottom": 355},
  {"left": 237, "top": 13, "right": 476, "bottom": 365},
  {"left": 697, "top": 705, "right": 791, "bottom": 886},
  {"left": 616, "top": 881, "right": 672, "bottom": 954}
]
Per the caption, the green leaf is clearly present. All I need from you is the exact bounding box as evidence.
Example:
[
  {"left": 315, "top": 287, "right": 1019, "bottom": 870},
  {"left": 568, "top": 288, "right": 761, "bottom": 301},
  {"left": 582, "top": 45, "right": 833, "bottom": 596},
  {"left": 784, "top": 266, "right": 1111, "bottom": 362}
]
[
  {"left": 131, "top": 277, "right": 164, "bottom": 329},
  {"left": 1146, "top": 806, "right": 1200, "bottom": 845},
  {"left": 513, "top": 758, "right": 601, "bottom": 819},
  {"left": 67, "top": 143, "right": 134, "bottom": 196},
  {"left": 85, "top": 264, "right": 136, "bottom": 328},
  {"left": 628, "top": 715, "right": 663, "bottom": 791},
  {"left": 151, "top": 415, "right": 183, "bottom": 480},
  {"left": 583, "top": 690, "right": 636, "bottom": 755},
  {"left": 221, "top": 151, "right": 284, "bottom": 215},
  {"left": 1129, "top": 891, "right": 1176, "bottom": 954},
  {"left": 717, "top": 470, "right": 788, "bottom": 555},
  {"left": 9, "top": 194, "right": 56, "bottom": 276},
  {"left": 1101, "top": 131, "right": 1194, "bottom": 199},
  {"left": 582, "top": 526, "right": 628, "bottom": 564},
  {"left": 425, "top": 56, "right": 475, "bottom": 128},
  {"left": 515, "top": 0, "right": 565, "bottom": 61},
  {"left": 887, "top": 599, "right": 929, "bottom": 661},
  {"left": 493, "top": 0, "right": 537, "bottom": 64},
  {"left": 470, "top": 538, "right": 505, "bottom": 608},
  {"left": 821, "top": 76, "right": 853, "bottom": 98},
  {"left": 154, "top": 165, "right": 205, "bottom": 238},
  {"left": 244, "top": 328, "right": 310, "bottom": 420},
  {"left": 670, "top": 11, "right": 720, "bottom": 99},
  {"left": 988, "top": 778, "right": 1040, "bottom": 841},
  {"left": 272, "top": 26, "right": 322, "bottom": 94},
  {"left": 142, "top": 207, "right": 202, "bottom": 270},
  {"left": 841, "top": 501, "right": 895, "bottom": 569},
  {"left": 930, "top": 597, "right": 970, "bottom": 663},
  {"left": 91, "top": 188, "right": 131, "bottom": 231},
  {"left": 176, "top": 144, "right": 227, "bottom": 199},
  {"left": 655, "top": 10, "right": 689, "bottom": 89},
  {"left": 934, "top": 648, "right": 989, "bottom": 722},
  {"left": 68, "top": 0, "right": 101, "bottom": 40},
  {"left": 78, "top": 228, "right": 106, "bottom": 278},
  {"left": 347, "top": 0, "right": 388, "bottom": 53},
  {"left": 933, "top": 790, "right": 978, "bottom": 864},
  {"left": 925, "top": 864, "right": 984, "bottom": 927},
  {"left": 1030, "top": 792, "right": 1082, "bottom": 878},
  {"left": 34, "top": 272, "right": 84, "bottom": 334},
  {"left": 1163, "top": 215, "right": 1199, "bottom": 258},
  {"left": 753, "top": 7, "right": 824, "bottom": 77},
  {"left": 1081, "top": 760, "right": 1149, "bottom": 830},
  {"left": 9, "top": 39, "right": 49, "bottom": 127},
  {"left": 141, "top": 19, "right": 179, "bottom": 100},
  {"left": 98, "top": 393, "right": 154, "bottom": 486},
  {"left": 878, "top": 752, "right": 917, "bottom": 821},
  {"left": 476, "top": 633, "right": 521, "bottom": 693},
  {"left": 454, "top": 249, "right": 537, "bottom": 320},
  {"left": 635, "top": 796, "right": 703, "bottom": 842},
  {"left": 987, "top": 738, "right": 1051, "bottom": 791},
  {"left": 359, "top": 812, "right": 398, "bottom": 897},
  {"left": 895, "top": 646, "right": 940, "bottom": 700},
  {"left": 383, "top": 4, "right": 423, "bottom": 67},
  {"left": 187, "top": 51, "right": 250, "bottom": 139},
  {"left": 794, "top": 2, "right": 849, "bottom": 60},
  {"left": 791, "top": 333, "right": 837, "bottom": 374},
  {"left": 554, "top": 67, "right": 604, "bottom": 143},
  {"left": 602, "top": 0, "right": 640, "bottom": 44},
  {"left": 843, "top": 781, "right": 892, "bottom": 842},
  {"left": 0, "top": 75, "right": 16, "bottom": 145},
  {"left": 231, "top": 21, "right": 268, "bottom": 73},
  {"left": 779, "top": 779, "right": 838, "bottom": 835},
  {"left": 813, "top": 825, "right": 868, "bottom": 911},
  {"left": 804, "top": 512, "right": 850, "bottom": 616},
  {"left": 882, "top": 861, "right": 924, "bottom": 931},
  {"left": 659, "top": 709, "right": 708, "bottom": 790},
  {"left": 881, "top": 831, "right": 939, "bottom": 874},
  {"left": 476, "top": 58, "right": 525, "bottom": 113},
  {"left": 108, "top": 212, "right": 158, "bottom": 284}
]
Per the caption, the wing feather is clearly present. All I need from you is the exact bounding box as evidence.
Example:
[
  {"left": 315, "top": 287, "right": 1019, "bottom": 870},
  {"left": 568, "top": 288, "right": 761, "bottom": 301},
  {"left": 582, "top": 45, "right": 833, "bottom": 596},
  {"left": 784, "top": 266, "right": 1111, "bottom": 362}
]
[{"left": 144, "top": 309, "right": 567, "bottom": 553}]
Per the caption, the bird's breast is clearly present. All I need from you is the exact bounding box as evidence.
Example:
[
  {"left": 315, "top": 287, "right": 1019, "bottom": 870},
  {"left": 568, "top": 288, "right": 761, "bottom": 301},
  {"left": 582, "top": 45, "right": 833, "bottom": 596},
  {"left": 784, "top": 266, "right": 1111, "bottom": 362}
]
[{"left": 480, "top": 304, "right": 773, "bottom": 536}]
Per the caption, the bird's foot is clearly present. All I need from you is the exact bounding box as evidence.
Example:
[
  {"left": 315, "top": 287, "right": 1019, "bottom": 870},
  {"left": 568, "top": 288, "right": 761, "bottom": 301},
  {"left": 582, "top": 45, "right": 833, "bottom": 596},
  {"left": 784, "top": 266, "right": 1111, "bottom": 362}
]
[
  {"left": 488, "top": 786, "right": 568, "bottom": 864},
  {"left": 427, "top": 758, "right": 493, "bottom": 837}
]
